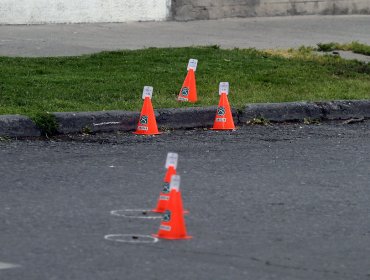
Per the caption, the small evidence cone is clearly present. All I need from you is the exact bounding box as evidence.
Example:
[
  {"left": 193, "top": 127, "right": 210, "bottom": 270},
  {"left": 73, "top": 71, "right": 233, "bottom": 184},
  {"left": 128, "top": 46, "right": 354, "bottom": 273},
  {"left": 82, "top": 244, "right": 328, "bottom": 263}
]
[
  {"left": 152, "top": 175, "right": 192, "bottom": 240},
  {"left": 151, "top": 165, "right": 176, "bottom": 213},
  {"left": 134, "top": 86, "right": 161, "bottom": 135},
  {"left": 151, "top": 153, "right": 188, "bottom": 214},
  {"left": 211, "top": 82, "right": 235, "bottom": 130},
  {"left": 178, "top": 59, "right": 198, "bottom": 103}
]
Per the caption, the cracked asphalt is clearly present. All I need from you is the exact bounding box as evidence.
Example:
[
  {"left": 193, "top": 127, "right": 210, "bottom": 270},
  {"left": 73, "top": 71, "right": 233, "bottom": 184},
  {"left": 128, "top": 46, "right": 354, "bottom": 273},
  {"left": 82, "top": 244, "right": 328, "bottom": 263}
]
[{"left": 1, "top": 122, "right": 370, "bottom": 280}]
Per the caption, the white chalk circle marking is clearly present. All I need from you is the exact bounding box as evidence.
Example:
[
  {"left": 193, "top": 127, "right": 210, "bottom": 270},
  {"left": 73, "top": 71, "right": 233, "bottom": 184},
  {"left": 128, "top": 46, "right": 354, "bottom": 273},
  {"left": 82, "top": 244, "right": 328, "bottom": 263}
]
[
  {"left": 105, "top": 234, "right": 158, "bottom": 244},
  {"left": 110, "top": 209, "right": 162, "bottom": 219},
  {"left": 0, "top": 262, "right": 20, "bottom": 270}
]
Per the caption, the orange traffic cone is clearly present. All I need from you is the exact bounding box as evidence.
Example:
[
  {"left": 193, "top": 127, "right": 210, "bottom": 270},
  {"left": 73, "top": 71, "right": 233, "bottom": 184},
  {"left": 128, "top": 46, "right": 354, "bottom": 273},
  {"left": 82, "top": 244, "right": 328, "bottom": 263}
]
[
  {"left": 152, "top": 153, "right": 189, "bottom": 214},
  {"left": 212, "top": 82, "right": 235, "bottom": 130},
  {"left": 134, "top": 86, "right": 161, "bottom": 135},
  {"left": 151, "top": 152, "right": 178, "bottom": 213},
  {"left": 177, "top": 59, "right": 198, "bottom": 103},
  {"left": 153, "top": 175, "right": 192, "bottom": 240}
]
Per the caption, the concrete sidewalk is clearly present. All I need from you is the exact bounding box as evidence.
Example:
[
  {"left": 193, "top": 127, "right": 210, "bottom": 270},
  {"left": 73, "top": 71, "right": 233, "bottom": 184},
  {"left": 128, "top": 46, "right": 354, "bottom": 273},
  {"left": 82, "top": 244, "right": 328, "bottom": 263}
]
[{"left": 0, "top": 15, "right": 369, "bottom": 57}]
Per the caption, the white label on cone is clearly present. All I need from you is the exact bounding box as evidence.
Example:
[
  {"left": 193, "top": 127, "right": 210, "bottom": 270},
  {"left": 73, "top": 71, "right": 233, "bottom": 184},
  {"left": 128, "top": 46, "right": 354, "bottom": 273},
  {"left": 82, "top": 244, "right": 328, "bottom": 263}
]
[
  {"left": 159, "top": 195, "right": 170, "bottom": 201},
  {"left": 137, "top": 126, "right": 148, "bottom": 131},
  {"left": 219, "top": 82, "right": 229, "bottom": 95},
  {"left": 187, "top": 59, "right": 198, "bottom": 71},
  {"left": 160, "top": 225, "right": 171, "bottom": 231},
  {"left": 216, "top": 118, "right": 227, "bottom": 122},
  {"left": 165, "top": 152, "right": 178, "bottom": 169},
  {"left": 170, "top": 175, "right": 181, "bottom": 192},
  {"left": 142, "top": 86, "right": 153, "bottom": 99}
]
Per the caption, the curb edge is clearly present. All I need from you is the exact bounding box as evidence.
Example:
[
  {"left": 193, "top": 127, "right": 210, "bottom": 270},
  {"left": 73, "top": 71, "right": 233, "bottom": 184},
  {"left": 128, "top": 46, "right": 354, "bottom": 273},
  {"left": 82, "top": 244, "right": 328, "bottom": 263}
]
[{"left": 1, "top": 100, "right": 369, "bottom": 137}]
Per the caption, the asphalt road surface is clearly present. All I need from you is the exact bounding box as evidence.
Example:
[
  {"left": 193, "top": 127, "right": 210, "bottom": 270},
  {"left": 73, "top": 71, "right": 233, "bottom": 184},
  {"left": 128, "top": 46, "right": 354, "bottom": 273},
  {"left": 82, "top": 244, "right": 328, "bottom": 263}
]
[
  {"left": 0, "top": 15, "right": 369, "bottom": 57},
  {"left": 1, "top": 122, "right": 370, "bottom": 280}
]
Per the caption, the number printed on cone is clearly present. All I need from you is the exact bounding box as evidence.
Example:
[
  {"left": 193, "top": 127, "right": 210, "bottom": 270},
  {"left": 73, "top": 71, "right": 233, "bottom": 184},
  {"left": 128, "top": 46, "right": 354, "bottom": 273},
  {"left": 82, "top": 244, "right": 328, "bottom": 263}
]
[
  {"left": 181, "top": 87, "right": 189, "bottom": 96},
  {"left": 217, "top": 106, "right": 226, "bottom": 116},
  {"left": 163, "top": 210, "right": 171, "bottom": 222},
  {"left": 162, "top": 183, "right": 171, "bottom": 194},
  {"left": 140, "top": 115, "right": 148, "bottom": 125}
]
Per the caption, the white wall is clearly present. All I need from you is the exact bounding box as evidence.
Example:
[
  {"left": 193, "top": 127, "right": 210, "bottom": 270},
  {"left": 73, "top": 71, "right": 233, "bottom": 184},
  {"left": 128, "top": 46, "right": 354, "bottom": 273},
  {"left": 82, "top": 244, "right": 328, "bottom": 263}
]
[{"left": 0, "top": 0, "right": 171, "bottom": 24}]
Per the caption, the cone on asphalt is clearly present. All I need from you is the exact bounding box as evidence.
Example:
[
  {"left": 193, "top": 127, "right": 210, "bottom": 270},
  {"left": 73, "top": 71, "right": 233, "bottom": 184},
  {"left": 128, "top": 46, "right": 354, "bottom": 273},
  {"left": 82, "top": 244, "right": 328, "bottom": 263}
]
[
  {"left": 151, "top": 153, "right": 178, "bottom": 213},
  {"left": 152, "top": 175, "right": 192, "bottom": 240},
  {"left": 177, "top": 59, "right": 198, "bottom": 103},
  {"left": 211, "top": 82, "right": 236, "bottom": 130},
  {"left": 134, "top": 86, "right": 161, "bottom": 135}
]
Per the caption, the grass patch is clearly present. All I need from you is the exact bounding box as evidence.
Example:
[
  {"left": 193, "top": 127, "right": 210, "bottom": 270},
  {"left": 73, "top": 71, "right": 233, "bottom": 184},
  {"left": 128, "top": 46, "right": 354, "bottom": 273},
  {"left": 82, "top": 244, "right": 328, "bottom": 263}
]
[
  {"left": 350, "top": 42, "right": 370, "bottom": 56},
  {"left": 317, "top": 42, "right": 338, "bottom": 52},
  {"left": 0, "top": 46, "right": 369, "bottom": 117},
  {"left": 317, "top": 41, "right": 370, "bottom": 56}
]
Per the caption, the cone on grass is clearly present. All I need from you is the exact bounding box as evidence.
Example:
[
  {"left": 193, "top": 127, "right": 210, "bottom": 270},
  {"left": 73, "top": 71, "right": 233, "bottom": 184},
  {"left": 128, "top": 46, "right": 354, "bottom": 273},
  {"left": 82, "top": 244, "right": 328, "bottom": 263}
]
[
  {"left": 212, "top": 82, "right": 235, "bottom": 130},
  {"left": 151, "top": 153, "right": 189, "bottom": 214},
  {"left": 152, "top": 175, "right": 192, "bottom": 240},
  {"left": 134, "top": 86, "right": 161, "bottom": 135},
  {"left": 177, "top": 59, "right": 198, "bottom": 103}
]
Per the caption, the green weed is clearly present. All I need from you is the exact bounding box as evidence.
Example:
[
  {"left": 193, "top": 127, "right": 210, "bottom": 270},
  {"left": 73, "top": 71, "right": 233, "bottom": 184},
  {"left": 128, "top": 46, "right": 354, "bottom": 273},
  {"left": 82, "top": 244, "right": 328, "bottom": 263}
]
[{"left": 31, "top": 112, "right": 58, "bottom": 137}]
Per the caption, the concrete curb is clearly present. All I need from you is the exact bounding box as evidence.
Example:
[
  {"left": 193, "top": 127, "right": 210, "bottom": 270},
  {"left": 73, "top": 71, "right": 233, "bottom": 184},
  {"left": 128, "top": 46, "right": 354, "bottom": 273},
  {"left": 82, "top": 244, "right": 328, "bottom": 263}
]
[
  {"left": 0, "top": 100, "right": 369, "bottom": 137},
  {"left": 0, "top": 115, "right": 41, "bottom": 137},
  {"left": 157, "top": 106, "right": 239, "bottom": 129},
  {"left": 53, "top": 111, "right": 140, "bottom": 134},
  {"left": 240, "top": 100, "right": 370, "bottom": 123}
]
